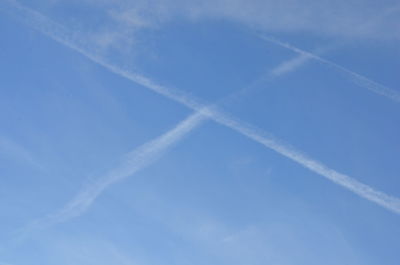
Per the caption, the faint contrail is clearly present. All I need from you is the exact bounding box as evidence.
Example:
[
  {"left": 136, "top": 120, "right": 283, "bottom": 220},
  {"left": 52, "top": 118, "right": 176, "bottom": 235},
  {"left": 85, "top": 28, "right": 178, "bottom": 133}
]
[
  {"left": 269, "top": 45, "right": 336, "bottom": 77},
  {"left": 260, "top": 35, "right": 400, "bottom": 102},
  {"left": 212, "top": 43, "right": 339, "bottom": 109},
  {"left": 21, "top": 111, "right": 206, "bottom": 230},
  {"left": 270, "top": 53, "right": 312, "bottom": 77},
  {"left": 0, "top": 136, "right": 44, "bottom": 170},
  {"left": 3, "top": 0, "right": 400, "bottom": 215}
]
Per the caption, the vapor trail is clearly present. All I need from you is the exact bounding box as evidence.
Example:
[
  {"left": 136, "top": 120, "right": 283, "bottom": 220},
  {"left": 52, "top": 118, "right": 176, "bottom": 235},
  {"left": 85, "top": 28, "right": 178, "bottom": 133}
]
[
  {"left": 269, "top": 45, "right": 337, "bottom": 77},
  {"left": 3, "top": 0, "right": 400, "bottom": 215},
  {"left": 211, "top": 112, "right": 400, "bottom": 214},
  {"left": 0, "top": 136, "right": 44, "bottom": 170},
  {"left": 22, "top": 111, "right": 206, "bottom": 229},
  {"left": 260, "top": 35, "right": 400, "bottom": 102}
]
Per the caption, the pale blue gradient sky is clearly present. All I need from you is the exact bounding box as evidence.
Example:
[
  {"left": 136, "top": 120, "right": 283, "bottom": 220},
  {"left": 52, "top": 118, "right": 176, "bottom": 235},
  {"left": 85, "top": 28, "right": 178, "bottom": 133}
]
[{"left": 1, "top": 0, "right": 400, "bottom": 265}]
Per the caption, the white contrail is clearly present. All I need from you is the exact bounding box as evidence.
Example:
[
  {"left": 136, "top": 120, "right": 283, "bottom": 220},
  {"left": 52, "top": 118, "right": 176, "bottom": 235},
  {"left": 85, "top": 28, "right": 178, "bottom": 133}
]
[
  {"left": 260, "top": 35, "right": 400, "bottom": 102},
  {"left": 209, "top": 112, "right": 400, "bottom": 214},
  {"left": 213, "top": 44, "right": 338, "bottom": 107},
  {"left": 270, "top": 53, "right": 312, "bottom": 77},
  {"left": 268, "top": 45, "right": 336, "bottom": 77},
  {"left": 0, "top": 0, "right": 206, "bottom": 111},
  {"left": 3, "top": 0, "right": 400, "bottom": 215},
  {"left": 22, "top": 111, "right": 207, "bottom": 229}
]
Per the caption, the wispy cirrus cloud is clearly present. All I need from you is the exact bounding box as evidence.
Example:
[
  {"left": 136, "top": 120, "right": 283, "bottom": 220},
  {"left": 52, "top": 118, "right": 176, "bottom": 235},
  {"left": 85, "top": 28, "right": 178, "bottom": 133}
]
[
  {"left": 86, "top": 0, "right": 400, "bottom": 40},
  {"left": 7, "top": 0, "right": 399, "bottom": 56},
  {"left": 3, "top": 0, "right": 400, "bottom": 216}
]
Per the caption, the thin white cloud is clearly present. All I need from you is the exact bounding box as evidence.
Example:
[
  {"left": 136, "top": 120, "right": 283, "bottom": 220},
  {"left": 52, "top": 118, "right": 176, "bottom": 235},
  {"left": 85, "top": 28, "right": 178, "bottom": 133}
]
[
  {"left": 269, "top": 53, "right": 312, "bottom": 77},
  {"left": 268, "top": 44, "right": 336, "bottom": 77},
  {"left": 96, "top": 0, "right": 400, "bottom": 40},
  {"left": 211, "top": 113, "right": 400, "bottom": 214},
  {"left": 24, "top": 111, "right": 206, "bottom": 229},
  {"left": 3, "top": 0, "right": 400, "bottom": 215},
  {"left": 260, "top": 35, "right": 400, "bottom": 102}
]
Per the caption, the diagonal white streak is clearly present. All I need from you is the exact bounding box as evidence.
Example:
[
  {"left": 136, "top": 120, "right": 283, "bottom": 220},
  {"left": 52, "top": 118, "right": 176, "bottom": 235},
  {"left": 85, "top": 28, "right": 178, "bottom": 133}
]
[
  {"left": 211, "top": 113, "right": 400, "bottom": 214},
  {"left": 269, "top": 53, "right": 312, "bottom": 77},
  {"left": 3, "top": 0, "right": 400, "bottom": 215},
  {"left": 268, "top": 45, "right": 337, "bottom": 77},
  {"left": 24, "top": 111, "right": 207, "bottom": 229},
  {"left": 260, "top": 35, "right": 400, "bottom": 102}
]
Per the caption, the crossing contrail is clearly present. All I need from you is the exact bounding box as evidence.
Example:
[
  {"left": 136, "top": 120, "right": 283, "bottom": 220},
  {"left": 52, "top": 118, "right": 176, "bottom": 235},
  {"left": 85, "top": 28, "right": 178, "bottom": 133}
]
[{"left": 2, "top": 0, "right": 400, "bottom": 215}]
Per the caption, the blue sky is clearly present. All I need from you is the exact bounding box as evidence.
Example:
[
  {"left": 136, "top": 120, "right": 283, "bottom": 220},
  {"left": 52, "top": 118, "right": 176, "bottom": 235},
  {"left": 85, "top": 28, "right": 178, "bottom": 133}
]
[{"left": 1, "top": 0, "right": 400, "bottom": 264}]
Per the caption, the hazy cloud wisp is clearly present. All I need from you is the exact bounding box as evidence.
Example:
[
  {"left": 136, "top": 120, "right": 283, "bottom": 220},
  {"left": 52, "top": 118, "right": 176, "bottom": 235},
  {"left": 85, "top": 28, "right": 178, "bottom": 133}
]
[{"left": 0, "top": 136, "right": 44, "bottom": 170}]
